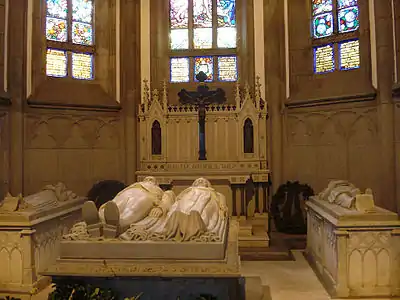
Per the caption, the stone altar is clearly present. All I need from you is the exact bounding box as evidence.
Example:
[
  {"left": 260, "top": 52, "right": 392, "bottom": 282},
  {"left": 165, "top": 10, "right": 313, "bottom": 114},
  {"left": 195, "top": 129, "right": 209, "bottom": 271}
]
[
  {"left": 305, "top": 181, "right": 400, "bottom": 298},
  {"left": 0, "top": 183, "right": 85, "bottom": 299},
  {"left": 137, "top": 78, "right": 270, "bottom": 248},
  {"left": 42, "top": 179, "right": 245, "bottom": 299}
]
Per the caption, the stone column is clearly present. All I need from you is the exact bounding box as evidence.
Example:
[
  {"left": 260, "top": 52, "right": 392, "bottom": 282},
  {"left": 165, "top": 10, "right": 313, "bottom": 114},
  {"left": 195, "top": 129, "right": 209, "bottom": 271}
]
[
  {"left": 8, "top": 0, "right": 25, "bottom": 194},
  {"left": 375, "top": 0, "right": 397, "bottom": 212},
  {"left": 264, "top": 0, "right": 285, "bottom": 194},
  {"left": 121, "top": 0, "right": 140, "bottom": 184}
]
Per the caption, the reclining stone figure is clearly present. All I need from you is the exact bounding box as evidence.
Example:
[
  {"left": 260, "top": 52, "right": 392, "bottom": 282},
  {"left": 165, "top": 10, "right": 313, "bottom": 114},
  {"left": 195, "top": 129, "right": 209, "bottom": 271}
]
[
  {"left": 81, "top": 176, "right": 176, "bottom": 238},
  {"left": 66, "top": 177, "right": 229, "bottom": 242}
]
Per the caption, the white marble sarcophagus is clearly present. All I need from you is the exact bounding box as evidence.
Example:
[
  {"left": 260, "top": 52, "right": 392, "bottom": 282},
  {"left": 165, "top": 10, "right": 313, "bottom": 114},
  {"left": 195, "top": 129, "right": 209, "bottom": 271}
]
[
  {"left": 305, "top": 181, "right": 400, "bottom": 298},
  {"left": 0, "top": 183, "right": 85, "bottom": 299}
]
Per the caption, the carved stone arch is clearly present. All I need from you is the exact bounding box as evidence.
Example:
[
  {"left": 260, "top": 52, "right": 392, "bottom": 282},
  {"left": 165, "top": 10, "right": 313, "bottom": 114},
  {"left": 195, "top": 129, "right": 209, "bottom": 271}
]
[
  {"left": 243, "top": 118, "right": 254, "bottom": 154},
  {"left": 151, "top": 120, "right": 162, "bottom": 155}
]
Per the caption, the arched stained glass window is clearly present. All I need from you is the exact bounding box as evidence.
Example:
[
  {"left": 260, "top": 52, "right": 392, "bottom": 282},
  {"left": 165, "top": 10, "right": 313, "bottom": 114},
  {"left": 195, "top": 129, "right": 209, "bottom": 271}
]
[
  {"left": 45, "top": 0, "right": 95, "bottom": 80},
  {"left": 312, "top": 0, "right": 360, "bottom": 74},
  {"left": 169, "top": 0, "right": 238, "bottom": 83}
]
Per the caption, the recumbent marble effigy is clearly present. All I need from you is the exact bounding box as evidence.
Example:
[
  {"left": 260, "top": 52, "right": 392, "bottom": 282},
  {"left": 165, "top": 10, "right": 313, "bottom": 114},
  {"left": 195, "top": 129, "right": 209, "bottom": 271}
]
[
  {"left": 0, "top": 183, "right": 85, "bottom": 299},
  {"left": 305, "top": 180, "right": 400, "bottom": 298},
  {"left": 43, "top": 177, "right": 244, "bottom": 300}
]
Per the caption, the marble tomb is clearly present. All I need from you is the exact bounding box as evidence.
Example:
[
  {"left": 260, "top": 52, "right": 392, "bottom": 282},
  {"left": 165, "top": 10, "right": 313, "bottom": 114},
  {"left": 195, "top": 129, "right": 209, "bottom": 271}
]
[
  {"left": 305, "top": 180, "right": 400, "bottom": 298},
  {"left": 42, "top": 177, "right": 249, "bottom": 300},
  {"left": 0, "top": 183, "right": 85, "bottom": 299}
]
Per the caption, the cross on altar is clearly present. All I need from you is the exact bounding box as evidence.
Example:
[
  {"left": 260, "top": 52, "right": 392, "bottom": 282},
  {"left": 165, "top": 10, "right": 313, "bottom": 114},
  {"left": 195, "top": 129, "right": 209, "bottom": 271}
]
[{"left": 178, "top": 72, "right": 227, "bottom": 160}]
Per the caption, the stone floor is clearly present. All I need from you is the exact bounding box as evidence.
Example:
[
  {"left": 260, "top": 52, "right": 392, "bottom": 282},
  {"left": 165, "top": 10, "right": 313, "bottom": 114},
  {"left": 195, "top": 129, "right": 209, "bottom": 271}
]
[
  {"left": 32, "top": 250, "right": 397, "bottom": 300},
  {"left": 241, "top": 250, "right": 397, "bottom": 300}
]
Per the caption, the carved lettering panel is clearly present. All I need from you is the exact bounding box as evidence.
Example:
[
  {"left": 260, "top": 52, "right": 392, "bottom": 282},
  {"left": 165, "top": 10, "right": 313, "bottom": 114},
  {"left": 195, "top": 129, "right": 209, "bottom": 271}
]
[
  {"left": 284, "top": 106, "right": 381, "bottom": 204},
  {"left": 24, "top": 113, "right": 123, "bottom": 195}
]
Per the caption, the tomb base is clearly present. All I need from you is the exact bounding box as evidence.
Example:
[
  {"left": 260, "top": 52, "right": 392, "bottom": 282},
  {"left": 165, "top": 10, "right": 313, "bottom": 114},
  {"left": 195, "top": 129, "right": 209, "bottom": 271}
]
[
  {"left": 42, "top": 221, "right": 242, "bottom": 299},
  {"left": 0, "top": 197, "right": 85, "bottom": 299},
  {"left": 306, "top": 198, "right": 400, "bottom": 298}
]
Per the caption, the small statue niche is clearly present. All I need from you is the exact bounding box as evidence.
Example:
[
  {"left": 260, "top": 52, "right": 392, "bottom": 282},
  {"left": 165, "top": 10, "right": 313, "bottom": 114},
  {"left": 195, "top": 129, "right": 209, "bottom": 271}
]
[
  {"left": 151, "top": 120, "right": 162, "bottom": 155},
  {"left": 243, "top": 118, "right": 254, "bottom": 154}
]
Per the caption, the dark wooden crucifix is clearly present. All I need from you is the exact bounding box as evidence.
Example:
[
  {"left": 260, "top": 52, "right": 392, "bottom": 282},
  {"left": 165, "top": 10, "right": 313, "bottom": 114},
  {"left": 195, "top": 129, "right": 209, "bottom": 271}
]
[{"left": 178, "top": 72, "right": 226, "bottom": 160}]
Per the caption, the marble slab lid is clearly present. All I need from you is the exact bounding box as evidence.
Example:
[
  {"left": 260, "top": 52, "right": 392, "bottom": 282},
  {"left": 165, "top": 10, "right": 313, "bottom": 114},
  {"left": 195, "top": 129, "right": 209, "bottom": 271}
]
[
  {"left": 0, "top": 197, "right": 85, "bottom": 226},
  {"left": 307, "top": 197, "right": 400, "bottom": 227}
]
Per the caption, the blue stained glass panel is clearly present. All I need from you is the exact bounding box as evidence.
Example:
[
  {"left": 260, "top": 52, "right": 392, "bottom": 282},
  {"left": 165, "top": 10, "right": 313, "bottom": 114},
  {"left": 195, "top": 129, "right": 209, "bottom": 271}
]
[
  {"left": 217, "top": 56, "right": 237, "bottom": 81},
  {"left": 194, "top": 56, "right": 213, "bottom": 82},
  {"left": 46, "top": 17, "right": 68, "bottom": 42},
  {"left": 193, "top": 0, "right": 212, "bottom": 28},
  {"left": 170, "top": 57, "right": 190, "bottom": 83},
  {"left": 170, "top": 0, "right": 189, "bottom": 29},
  {"left": 339, "top": 40, "right": 360, "bottom": 70},
  {"left": 313, "top": 44, "right": 334, "bottom": 74},
  {"left": 312, "top": 0, "right": 333, "bottom": 16},
  {"left": 338, "top": 0, "right": 358, "bottom": 9},
  {"left": 72, "top": 22, "right": 93, "bottom": 45},
  {"left": 313, "top": 12, "right": 333, "bottom": 38},
  {"left": 217, "top": 0, "right": 236, "bottom": 27},
  {"left": 338, "top": 6, "right": 359, "bottom": 33},
  {"left": 72, "top": 0, "right": 93, "bottom": 23},
  {"left": 46, "top": 0, "right": 67, "bottom": 19}
]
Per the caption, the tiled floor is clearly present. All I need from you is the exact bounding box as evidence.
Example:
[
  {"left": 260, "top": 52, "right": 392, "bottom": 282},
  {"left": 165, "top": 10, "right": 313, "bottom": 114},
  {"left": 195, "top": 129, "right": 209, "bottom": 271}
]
[{"left": 241, "top": 250, "right": 396, "bottom": 300}]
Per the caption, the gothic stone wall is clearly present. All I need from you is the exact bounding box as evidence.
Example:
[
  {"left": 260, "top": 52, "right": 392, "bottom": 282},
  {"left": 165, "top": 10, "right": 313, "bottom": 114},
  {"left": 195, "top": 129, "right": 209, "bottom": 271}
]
[
  {"left": 23, "top": 111, "right": 124, "bottom": 196},
  {"left": 283, "top": 103, "right": 382, "bottom": 205}
]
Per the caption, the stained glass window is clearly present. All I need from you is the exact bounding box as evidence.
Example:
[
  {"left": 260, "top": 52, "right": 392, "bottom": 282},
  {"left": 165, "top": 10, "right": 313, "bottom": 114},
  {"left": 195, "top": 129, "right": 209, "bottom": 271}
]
[
  {"left": 194, "top": 28, "right": 213, "bottom": 49},
  {"left": 338, "top": 0, "right": 357, "bottom": 9},
  {"left": 170, "top": 57, "right": 190, "bottom": 83},
  {"left": 46, "top": 49, "right": 67, "bottom": 77},
  {"left": 72, "top": 0, "right": 93, "bottom": 23},
  {"left": 339, "top": 40, "right": 360, "bottom": 70},
  {"left": 46, "top": 17, "right": 68, "bottom": 42},
  {"left": 217, "top": 0, "right": 236, "bottom": 27},
  {"left": 72, "top": 53, "right": 93, "bottom": 79},
  {"left": 312, "top": 0, "right": 360, "bottom": 74},
  {"left": 194, "top": 0, "right": 212, "bottom": 28},
  {"left": 313, "top": 45, "right": 334, "bottom": 74},
  {"left": 312, "top": 0, "right": 333, "bottom": 15},
  {"left": 194, "top": 56, "right": 214, "bottom": 82},
  {"left": 47, "top": 0, "right": 68, "bottom": 19},
  {"left": 218, "top": 56, "right": 237, "bottom": 81},
  {"left": 338, "top": 6, "right": 359, "bottom": 33},
  {"left": 46, "top": 0, "right": 95, "bottom": 80},
  {"left": 313, "top": 13, "right": 333, "bottom": 38},
  {"left": 72, "top": 22, "right": 93, "bottom": 45},
  {"left": 170, "top": 0, "right": 188, "bottom": 29},
  {"left": 169, "top": 0, "right": 238, "bottom": 83}
]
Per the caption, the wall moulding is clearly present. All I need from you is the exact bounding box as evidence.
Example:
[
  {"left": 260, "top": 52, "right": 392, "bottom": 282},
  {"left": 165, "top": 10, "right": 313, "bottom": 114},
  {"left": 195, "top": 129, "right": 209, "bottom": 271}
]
[
  {"left": 27, "top": 98, "right": 121, "bottom": 112},
  {"left": 285, "top": 92, "right": 377, "bottom": 109}
]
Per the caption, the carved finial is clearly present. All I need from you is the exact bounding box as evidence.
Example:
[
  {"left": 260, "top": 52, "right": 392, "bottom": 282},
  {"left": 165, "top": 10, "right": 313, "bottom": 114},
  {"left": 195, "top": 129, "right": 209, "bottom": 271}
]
[
  {"left": 235, "top": 80, "right": 241, "bottom": 110},
  {"left": 162, "top": 80, "right": 168, "bottom": 111},
  {"left": 244, "top": 82, "right": 251, "bottom": 105},
  {"left": 152, "top": 89, "right": 159, "bottom": 106},
  {"left": 142, "top": 79, "right": 150, "bottom": 111},
  {"left": 255, "top": 76, "right": 261, "bottom": 110}
]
